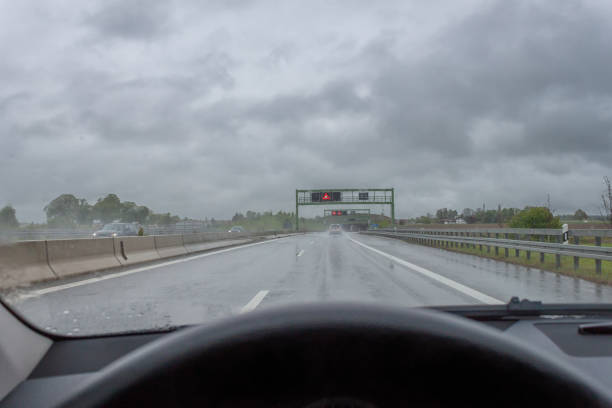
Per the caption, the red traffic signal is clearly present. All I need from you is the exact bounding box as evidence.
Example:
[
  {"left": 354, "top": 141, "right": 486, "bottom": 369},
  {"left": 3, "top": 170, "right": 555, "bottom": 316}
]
[
  {"left": 331, "top": 211, "right": 337, "bottom": 215},
  {"left": 322, "top": 192, "right": 331, "bottom": 201}
]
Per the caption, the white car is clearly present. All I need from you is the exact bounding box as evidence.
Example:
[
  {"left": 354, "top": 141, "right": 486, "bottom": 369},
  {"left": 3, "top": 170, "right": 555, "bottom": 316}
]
[{"left": 329, "top": 224, "right": 342, "bottom": 235}]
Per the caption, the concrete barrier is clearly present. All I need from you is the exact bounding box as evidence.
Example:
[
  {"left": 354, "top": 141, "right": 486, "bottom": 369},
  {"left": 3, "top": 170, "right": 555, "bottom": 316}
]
[
  {"left": 0, "top": 233, "right": 286, "bottom": 288},
  {"left": 154, "top": 235, "right": 187, "bottom": 258},
  {"left": 182, "top": 234, "right": 206, "bottom": 253},
  {"left": 114, "top": 236, "right": 160, "bottom": 265},
  {"left": 0, "top": 241, "right": 57, "bottom": 289},
  {"left": 47, "top": 238, "right": 121, "bottom": 278}
]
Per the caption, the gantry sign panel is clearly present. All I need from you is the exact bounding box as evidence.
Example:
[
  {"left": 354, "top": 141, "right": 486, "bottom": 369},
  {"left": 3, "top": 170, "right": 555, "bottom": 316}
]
[
  {"left": 324, "top": 209, "right": 371, "bottom": 217},
  {"left": 295, "top": 188, "right": 395, "bottom": 230}
]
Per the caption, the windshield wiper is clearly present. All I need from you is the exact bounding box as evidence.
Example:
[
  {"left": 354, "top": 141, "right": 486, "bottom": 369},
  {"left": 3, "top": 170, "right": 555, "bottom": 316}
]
[
  {"left": 578, "top": 322, "right": 612, "bottom": 335},
  {"left": 428, "top": 297, "right": 612, "bottom": 320}
]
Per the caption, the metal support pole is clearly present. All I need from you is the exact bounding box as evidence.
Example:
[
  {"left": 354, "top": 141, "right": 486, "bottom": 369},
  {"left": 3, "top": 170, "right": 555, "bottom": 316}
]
[
  {"left": 391, "top": 188, "right": 395, "bottom": 229},
  {"left": 295, "top": 190, "right": 299, "bottom": 231}
]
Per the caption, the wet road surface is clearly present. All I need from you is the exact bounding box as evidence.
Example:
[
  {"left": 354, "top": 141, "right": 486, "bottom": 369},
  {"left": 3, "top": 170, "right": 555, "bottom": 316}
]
[{"left": 6, "top": 232, "right": 612, "bottom": 335}]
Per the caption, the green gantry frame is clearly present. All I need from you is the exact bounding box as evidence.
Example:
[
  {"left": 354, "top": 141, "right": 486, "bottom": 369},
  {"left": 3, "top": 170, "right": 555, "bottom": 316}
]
[{"left": 295, "top": 188, "right": 395, "bottom": 231}]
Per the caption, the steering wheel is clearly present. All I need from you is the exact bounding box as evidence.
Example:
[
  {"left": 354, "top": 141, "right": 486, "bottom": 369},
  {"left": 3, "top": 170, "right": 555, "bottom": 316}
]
[{"left": 56, "top": 304, "right": 612, "bottom": 407}]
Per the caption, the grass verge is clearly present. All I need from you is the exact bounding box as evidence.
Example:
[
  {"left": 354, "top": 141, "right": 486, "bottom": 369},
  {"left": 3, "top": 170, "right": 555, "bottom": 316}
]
[{"left": 405, "top": 239, "right": 612, "bottom": 285}]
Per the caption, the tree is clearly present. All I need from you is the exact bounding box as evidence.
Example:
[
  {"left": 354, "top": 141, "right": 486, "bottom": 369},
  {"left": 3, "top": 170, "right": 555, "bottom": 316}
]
[
  {"left": 509, "top": 207, "right": 562, "bottom": 229},
  {"left": 76, "top": 199, "right": 92, "bottom": 225},
  {"left": 415, "top": 215, "right": 432, "bottom": 224},
  {"left": 602, "top": 176, "right": 612, "bottom": 227},
  {"left": 574, "top": 209, "right": 588, "bottom": 220},
  {"left": 0, "top": 205, "right": 19, "bottom": 228},
  {"left": 44, "top": 194, "right": 81, "bottom": 226},
  {"left": 436, "top": 208, "right": 457, "bottom": 222},
  {"left": 121, "top": 204, "right": 150, "bottom": 224},
  {"left": 93, "top": 194, "right": 122, "bottom": 223}
]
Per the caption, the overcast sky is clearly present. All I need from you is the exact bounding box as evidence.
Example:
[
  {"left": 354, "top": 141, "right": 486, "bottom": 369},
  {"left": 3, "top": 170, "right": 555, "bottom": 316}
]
[{"left": 1, "top": 0, "right": 612, "bottom": 222}]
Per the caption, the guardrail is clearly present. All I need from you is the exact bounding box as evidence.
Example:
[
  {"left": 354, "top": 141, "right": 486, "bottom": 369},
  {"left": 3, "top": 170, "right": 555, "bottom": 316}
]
[{"left": 361, "top": 228, "right": 612, "bottom": 274}]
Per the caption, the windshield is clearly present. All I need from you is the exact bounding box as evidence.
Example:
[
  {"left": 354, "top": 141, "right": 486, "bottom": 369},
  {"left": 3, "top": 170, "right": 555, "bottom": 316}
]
[{"left": 1, "top": 1, "right": 612, "bottom": 336}]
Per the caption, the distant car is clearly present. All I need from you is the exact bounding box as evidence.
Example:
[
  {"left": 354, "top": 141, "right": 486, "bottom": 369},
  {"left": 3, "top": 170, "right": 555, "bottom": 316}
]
[
  {"left": 93, "top": 223, "right": 139, "bottom": 238},
  {"left": 329, "top": 224, "right": 342, "bottom": 235},
  {"left": 228, "top": 226, "right": 246, "bottom": 233}
]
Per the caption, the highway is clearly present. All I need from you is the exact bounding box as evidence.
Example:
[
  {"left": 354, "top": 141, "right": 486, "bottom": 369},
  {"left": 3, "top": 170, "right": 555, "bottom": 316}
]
[{"left": 6, "top": 232, "right": 612, "bottom": 336}]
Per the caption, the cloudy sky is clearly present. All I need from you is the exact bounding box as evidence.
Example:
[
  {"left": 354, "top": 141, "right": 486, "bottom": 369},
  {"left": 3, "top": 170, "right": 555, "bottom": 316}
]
[{"left": 1, "top": 0, "right": 612, "bottom": 222}]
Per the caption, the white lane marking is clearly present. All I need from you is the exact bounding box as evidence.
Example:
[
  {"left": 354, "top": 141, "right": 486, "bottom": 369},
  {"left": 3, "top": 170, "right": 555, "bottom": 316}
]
[
  {"left": 348, "top": 237, "right": 504, "bottom": 305},
  {"left": 297, "top": 249, "right": 305, "bottom": 257},
  {"left": 19, "top": 239, "right": 286, "bottom": 299},
  {"left": 240, "top": 290, "right": 269, "bottom": 313}
]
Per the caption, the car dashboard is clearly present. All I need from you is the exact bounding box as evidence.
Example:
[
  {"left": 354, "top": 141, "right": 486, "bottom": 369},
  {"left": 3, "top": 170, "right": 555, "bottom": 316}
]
[{"left": 3, "top": 302, "right": 612, "bottom": 407}]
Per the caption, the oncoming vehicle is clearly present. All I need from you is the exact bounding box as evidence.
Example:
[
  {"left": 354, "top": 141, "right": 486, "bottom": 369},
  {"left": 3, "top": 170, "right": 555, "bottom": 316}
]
[
  {"left": 92, "top": 223, "right": 139, "bottom": 238},
  {"left": 228, "top": 226, "right": 246, "bottom": 233},
  {"left": 329, "top": 224, "right": 342, "bottom": 235}
]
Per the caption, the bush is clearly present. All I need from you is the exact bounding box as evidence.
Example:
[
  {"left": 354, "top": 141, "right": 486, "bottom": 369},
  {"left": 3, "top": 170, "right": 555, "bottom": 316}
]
[{"left": 509, "top": 207, "right": 562, "bottom": 229}]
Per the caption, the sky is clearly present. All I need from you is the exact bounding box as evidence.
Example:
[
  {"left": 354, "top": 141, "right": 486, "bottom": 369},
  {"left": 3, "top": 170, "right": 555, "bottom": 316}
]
[{"left": 1, "top": 0, "right": 612, "bottom": 222}]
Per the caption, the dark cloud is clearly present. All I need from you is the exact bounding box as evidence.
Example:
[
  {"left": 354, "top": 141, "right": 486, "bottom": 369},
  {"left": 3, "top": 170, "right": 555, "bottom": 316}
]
[
  {"left": 84, "top": 0, "right": 174, "bottom": 40},
  {"left": 1, "top": 0, "right": 612, "bottom": 222}
]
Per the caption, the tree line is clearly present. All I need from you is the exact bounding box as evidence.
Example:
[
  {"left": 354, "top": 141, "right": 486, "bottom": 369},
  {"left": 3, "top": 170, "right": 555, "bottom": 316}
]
[
  {"left": 42, "top": 193, "right": 182, "bottom": 227},
  {"left": 406, "top": 205, "right": 569, "bottom": 229},
  {"left": 232, "top": 210, "right": 295, "bottom": 230},
  {"left": 2, "top": 175, "right": 612, "bottom": 229}
]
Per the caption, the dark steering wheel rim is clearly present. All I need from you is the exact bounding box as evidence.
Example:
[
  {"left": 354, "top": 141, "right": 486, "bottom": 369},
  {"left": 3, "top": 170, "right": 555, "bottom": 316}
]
[{"left": 56, "top": 303, "right": 612, "bottom": 407}]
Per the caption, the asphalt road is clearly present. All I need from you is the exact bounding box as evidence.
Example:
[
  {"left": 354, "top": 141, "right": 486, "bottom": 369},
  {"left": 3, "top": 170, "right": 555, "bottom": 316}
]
[{"left": 6, "top": 232, "right": 612, "bottom": 336}]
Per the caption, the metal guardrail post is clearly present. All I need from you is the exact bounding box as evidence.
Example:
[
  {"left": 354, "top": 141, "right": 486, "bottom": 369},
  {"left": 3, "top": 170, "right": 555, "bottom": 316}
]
[
  {"left": 504, "top": 233, "right": 509, "bottom": 257},
  {"left": 573, "top": 236, "right": 580, "bottom": 271},
  {"left": 495, "top": 234, "right": 499, "bottom": 255},
  {"left": 596, "top": 237, "right": 602, "bottom": 275},
  {"left": 526, "top": 234, "right": 531, "bottom": 260},
  {"left": 555, "top": 235, "right": 562, "bottom": 269},
  {"left": 487, "top": 233, "right": 490, "bottom": 253},
  {"left": 514, "top": 233, "right": 519, "bottom": 257}
]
